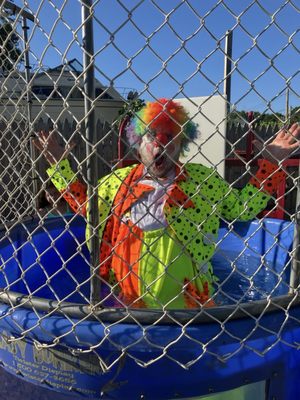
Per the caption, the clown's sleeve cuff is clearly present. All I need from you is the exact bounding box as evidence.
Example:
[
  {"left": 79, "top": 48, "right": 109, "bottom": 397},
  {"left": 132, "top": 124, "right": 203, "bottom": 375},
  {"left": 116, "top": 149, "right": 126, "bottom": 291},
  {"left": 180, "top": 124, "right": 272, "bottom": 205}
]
[
  {"left": 46, "top": 159, "right": 76, "bottom": 191},
  {"left": 249, "top": 159, "right": 286, "bottom": 195},
  {"left": 47, "top": 159, "right": 87, "bottom": 214}
]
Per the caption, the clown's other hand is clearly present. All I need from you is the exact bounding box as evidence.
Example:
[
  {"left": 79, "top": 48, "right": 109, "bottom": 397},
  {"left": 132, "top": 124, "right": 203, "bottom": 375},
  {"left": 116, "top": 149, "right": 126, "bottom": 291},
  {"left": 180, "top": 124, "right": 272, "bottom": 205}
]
[
  {"left": 33, "top": 130, "right": 76, "bottom": 165},
  {"left": 253, "top": 123, "right": 300, "bottom": 164}
]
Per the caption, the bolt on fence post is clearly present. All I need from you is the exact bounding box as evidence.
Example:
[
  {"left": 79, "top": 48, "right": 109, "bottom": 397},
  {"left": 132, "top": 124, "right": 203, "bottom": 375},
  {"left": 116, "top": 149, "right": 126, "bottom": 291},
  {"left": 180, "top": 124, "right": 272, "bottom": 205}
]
[
  {"left": 81, "top": 0, "right": 101, "bottom": 306},
  {"left": 22, "top": 15, "right": 38, "bottom": 210}
]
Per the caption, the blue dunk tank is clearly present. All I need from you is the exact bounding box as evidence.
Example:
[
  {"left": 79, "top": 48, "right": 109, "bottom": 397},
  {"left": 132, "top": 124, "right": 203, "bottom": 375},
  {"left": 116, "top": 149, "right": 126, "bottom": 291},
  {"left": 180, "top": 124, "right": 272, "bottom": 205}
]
[{"left": 0, "top": 215, "right": 300, "bottom": 399}]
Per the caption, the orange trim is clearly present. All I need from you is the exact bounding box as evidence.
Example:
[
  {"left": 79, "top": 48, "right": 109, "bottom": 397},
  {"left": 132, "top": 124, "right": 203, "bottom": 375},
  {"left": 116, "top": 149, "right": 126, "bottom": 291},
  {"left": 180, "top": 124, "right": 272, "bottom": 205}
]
[
  {"left": 100, "top": 165, "right": 145, "bottom": 298},
  {"left": 166, "top": 185, "right": 195, "bottom": 208},
  {"left": 113, "top": 164, "right": 145, "bottom": 216},
  {"left": 99, "top": 215, "right": 114, "bottom": 282},
  {"left": 249, "top": 159, "right": 286, "bottom": 195},
  {"left": 99, "top": 163, "right": 192, "bottom": 302},
  {"left": 112, "top": 221, "right": 144, "bottom": 302},
  {"left": 121, "top": 183, "right": 154, "bottom": 213},
  {"left": 61, "top": 181, "right": 87, "bottom": 215},
  {"left": 184, "top": 279, "right": 215, "bottom": 308}
]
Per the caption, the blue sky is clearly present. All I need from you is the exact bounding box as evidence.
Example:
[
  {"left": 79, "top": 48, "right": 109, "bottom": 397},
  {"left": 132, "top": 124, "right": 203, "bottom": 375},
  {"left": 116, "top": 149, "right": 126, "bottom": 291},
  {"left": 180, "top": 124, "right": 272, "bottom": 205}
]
[{"left": 14, "top": 0, "right": 300, "bottom": 113}]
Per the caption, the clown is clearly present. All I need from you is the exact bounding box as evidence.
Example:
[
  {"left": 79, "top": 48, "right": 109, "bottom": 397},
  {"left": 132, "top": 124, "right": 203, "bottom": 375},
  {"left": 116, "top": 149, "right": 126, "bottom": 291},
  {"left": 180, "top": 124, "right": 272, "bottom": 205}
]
[{"left": 35, "top": 99, "right": 300, "bottom": 309}]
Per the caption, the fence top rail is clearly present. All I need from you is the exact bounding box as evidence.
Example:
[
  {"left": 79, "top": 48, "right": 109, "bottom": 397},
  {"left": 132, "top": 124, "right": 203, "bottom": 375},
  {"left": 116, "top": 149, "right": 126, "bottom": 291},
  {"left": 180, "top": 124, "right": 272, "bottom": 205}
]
[{"left": 0, "top": 0, "right": 35, "bottom": 22}]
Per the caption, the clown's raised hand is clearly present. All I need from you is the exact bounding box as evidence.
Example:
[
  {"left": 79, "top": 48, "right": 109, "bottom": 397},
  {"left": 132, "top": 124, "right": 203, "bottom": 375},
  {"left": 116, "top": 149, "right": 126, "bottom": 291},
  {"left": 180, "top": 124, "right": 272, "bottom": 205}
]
[
  {"left": 33, "top": 130, "right": 76, "bottom": 165},
  {"left": 253, "top": 123, "right": 300, "bottom": 164}
]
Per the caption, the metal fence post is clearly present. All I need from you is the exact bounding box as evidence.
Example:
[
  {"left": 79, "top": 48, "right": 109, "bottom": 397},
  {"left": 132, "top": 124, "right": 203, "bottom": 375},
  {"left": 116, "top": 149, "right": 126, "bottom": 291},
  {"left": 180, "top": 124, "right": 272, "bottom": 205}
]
[
  {"left": 22, "top": 15, "right": 38, "bottom": 209},
  {"left": 81, "top": 0, "right": 101, "bottom": 306},
  {"left": 223, "top": 29, "right": 233, "bottom": 114}
]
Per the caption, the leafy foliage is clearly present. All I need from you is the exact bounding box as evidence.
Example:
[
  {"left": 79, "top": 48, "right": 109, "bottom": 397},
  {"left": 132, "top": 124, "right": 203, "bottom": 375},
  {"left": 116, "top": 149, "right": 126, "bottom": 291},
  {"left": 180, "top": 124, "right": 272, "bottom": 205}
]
[
  {"left": 0, "top": 21, "right": 22, "bottom": 74},
  {"left": 118, "top": 91, "right": 145, "bottom": 122},
  {"left": 228, "top": 107, "right": 299, "bottom": 127}
]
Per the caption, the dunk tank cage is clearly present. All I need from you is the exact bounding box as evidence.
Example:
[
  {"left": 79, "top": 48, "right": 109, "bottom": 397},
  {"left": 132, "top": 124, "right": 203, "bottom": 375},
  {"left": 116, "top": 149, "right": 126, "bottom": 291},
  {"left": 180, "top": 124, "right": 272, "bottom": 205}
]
[{"left": 0, "top": 1, "right": 300, "bottom": 400}]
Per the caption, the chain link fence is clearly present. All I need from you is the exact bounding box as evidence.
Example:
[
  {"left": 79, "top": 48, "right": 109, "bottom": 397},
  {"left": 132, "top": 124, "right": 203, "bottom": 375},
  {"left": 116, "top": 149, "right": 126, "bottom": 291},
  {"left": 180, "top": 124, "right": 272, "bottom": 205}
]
[{"left": 0, "top": 0, "right": 299, "bottom": 398}]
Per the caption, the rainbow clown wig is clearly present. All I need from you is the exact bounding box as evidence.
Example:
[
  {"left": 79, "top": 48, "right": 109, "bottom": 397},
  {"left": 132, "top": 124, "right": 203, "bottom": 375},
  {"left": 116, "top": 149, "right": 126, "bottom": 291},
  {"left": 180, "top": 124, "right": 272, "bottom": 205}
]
[{"left": 125, "top": 98, "right": 198, "bottom": 154}]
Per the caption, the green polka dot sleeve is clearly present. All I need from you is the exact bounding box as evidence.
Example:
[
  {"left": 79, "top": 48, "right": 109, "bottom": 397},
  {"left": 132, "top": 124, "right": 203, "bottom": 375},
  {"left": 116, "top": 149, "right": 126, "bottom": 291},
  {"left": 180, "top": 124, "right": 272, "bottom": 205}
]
[
  {"left": 46, "top": 159, "right": 77, "bottom": 191},
  {"left": 219, "top": 178, "right": 270, "bottom": 221},
  {"left": 185, "top": 163, "right": 270, "bottom": 221}
]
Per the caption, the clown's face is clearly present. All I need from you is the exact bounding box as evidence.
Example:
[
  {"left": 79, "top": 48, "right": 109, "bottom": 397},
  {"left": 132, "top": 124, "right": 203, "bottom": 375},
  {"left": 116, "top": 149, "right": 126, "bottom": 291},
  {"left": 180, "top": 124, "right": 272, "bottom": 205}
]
[{"left": 138, "top": 131, "right": 181, "bottom": 178}]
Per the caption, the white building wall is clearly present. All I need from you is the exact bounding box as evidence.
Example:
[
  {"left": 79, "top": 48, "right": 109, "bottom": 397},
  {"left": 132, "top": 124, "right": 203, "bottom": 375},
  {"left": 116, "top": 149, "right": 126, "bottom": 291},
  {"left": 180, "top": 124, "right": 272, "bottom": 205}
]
[{"left": 178, "top": 96, "right": 227, "bottom": 177}]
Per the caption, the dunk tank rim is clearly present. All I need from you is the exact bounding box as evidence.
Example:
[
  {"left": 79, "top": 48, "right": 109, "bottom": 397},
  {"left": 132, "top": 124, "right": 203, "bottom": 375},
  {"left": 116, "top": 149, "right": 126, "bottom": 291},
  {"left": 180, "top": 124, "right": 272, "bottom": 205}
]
[{"left": 0, "top": 216, "right": 299, "bottom": 399}]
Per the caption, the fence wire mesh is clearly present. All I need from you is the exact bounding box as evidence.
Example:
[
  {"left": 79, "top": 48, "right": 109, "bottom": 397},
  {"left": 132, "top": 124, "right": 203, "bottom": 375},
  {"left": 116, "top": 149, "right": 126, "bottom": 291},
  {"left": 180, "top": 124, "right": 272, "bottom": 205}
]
[{"left": 0, "top": 0, "right": 299, "bottom": 378}]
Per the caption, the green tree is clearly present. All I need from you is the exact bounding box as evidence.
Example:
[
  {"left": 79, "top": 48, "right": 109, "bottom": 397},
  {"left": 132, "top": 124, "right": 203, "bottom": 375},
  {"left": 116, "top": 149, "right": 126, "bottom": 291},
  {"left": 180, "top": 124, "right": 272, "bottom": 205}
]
[
  {"left": 256, "top": 112, "right": 285, "bottom": 127},
  {"left": 228, "top": 110, "right": 290, "bottom": 127},
  {"left": 0, "top": 19, "right": 22, "bottom": 75},
  {"left": 227, "top": 110, "right": 260, "bottom": 125},
  {"left": 290, "top": 107, "right": 300, "bottom": 125}
]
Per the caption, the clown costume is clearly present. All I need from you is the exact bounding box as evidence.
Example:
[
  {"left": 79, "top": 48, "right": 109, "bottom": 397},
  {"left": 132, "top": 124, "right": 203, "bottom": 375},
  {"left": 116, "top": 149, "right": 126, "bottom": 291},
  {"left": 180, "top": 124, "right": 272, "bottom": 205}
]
[{"left": 45, "top": 99, "right": 287, "bottom": 309}]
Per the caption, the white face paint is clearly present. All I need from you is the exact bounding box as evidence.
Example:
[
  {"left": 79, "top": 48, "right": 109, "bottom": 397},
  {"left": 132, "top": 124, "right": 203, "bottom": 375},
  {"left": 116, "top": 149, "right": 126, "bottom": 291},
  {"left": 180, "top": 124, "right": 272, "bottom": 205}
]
[{"left": 138, "top": 131, "right": 181, "bottom": 178}]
